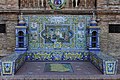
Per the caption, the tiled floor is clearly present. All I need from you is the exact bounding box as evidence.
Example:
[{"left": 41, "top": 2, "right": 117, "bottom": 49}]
[
  {"left": 1, "top": 60, "right": 120, "bottom": 80},
  {"left": 16, "top": 62, "right": 102, "bottom": 75}
]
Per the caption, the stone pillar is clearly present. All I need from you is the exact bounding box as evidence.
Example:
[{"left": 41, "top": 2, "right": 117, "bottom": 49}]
[
  {"left": 45, "top": 0, "right": 49, "bottom": 9},
  {"left": 72, "top": 0, "right": 74, "bottom": 8},
  {"left": 41, "top": 0, "right": 44, "bottom": 7},
  {"left": 85, "top": 0, "right": 87, "bottom": 8},
  {"left": 75, "top": 0, "right": 78, "bottom": 7},
  {"left": 66, "top": 0, "right": 69, "bottom": 8},
  {"left": 38, "top": 0, "right": 40, "bottom": 7},
  {"left": 33, "top": 0, "right": 36, "bottom": 7}
]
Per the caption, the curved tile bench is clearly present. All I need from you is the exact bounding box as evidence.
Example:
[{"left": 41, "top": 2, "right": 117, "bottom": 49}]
[{"left": 0, "top": 52, "right": 118, "bottom": 76}]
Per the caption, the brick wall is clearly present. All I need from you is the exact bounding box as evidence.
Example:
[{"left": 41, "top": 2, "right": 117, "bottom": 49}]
[
  {"left": 98, "top": 14, "right": 120, "bottom": 58},
  {"left": 0, "top": 0, "right": 18, "bottom": 9},
  {"left": 0, "top": 14, "right": 17, "bottom": 56}
]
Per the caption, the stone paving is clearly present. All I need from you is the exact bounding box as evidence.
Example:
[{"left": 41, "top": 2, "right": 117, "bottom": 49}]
[
  {"left": 16, "top": 62, "right": 102, "bottom": 75},
  {"left": 0, "top": 60, "right": 120, "bottom": 80}
]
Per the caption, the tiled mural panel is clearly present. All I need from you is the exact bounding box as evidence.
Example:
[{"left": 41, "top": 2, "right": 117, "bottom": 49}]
[{"left": 24, "top": 15, "right": 91, "bottom": 51}]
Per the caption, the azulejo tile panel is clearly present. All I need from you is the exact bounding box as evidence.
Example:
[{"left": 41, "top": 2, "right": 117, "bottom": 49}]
[{"left": 23, "top": 15, "right": 91, "bottom": 50}]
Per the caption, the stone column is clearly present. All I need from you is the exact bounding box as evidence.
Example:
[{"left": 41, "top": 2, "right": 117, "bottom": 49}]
[
  {"left": 41, "top": 0, "right": 44, "bottom": 7},
  {"left": 46, "top": 0, "right": 49, "bottom": 9},
  {"left": 84, "top": 0, "right": 87, "bottom": 8},
  {"left": 66, "top": 0, "right": 69, "bottom": 8},
  {"left": 72, "top": 0, "right": 74, "bottom": 8},
  {"left": 75, "top": 0, "right": 78, "bottom": 7},
  {"left": 33, "top": 0, "right": 36, "bottom": 7},
  {"left": 38, "top": 0, "right": 40, "bottom": 7}
]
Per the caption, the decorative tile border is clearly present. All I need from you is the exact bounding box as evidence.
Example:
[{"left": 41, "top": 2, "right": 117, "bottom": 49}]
[{"left": 26, "top": 51, "right": 89, "bottom": 61}]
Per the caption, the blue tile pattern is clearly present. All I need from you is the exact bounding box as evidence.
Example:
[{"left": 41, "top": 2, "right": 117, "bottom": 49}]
[{"left": 26, "top": 51, "right": 89, "bottom": 61}]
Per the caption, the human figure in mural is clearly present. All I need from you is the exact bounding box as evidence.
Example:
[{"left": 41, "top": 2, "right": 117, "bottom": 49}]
[
  {"left": 64, "top": 32, "right": 69, "bottom": 41},
  {"left": 54, "top": 0, "right": 62, "bottom": 5}
]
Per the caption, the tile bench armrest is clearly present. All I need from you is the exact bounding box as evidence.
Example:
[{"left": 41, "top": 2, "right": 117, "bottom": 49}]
[
  {"left": 90, "top": 52, "right": 118, "bottom": 75},
  {"left": 0, "top": 53, "right": 26, "bottom": 76}
]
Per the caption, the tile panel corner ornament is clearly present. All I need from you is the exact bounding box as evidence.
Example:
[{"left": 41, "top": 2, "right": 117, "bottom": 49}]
[
  {"left": 2, "top": 62, "right": 13, "bottom": 75},
  {"left": 105, "top": 61, "right": 116, "bottom": 74},
  {"left": 48, "top": 0, "right": 66, "bottom": 10}
]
